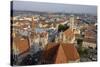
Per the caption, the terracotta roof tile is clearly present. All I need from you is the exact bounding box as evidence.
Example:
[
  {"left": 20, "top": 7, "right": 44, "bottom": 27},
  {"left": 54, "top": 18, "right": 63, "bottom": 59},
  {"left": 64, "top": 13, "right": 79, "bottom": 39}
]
[
  {"left": 83, "top": 38, "right": 96, "bottom": 44},
  {"left": 40, "top": 42, "right": 80, "bottom": 64},
  {"left": 62, "top": 43, "right": 80, "bottom": 61},
  {"left": 13, "top": 35, "right": 30, "bottom": 55}
]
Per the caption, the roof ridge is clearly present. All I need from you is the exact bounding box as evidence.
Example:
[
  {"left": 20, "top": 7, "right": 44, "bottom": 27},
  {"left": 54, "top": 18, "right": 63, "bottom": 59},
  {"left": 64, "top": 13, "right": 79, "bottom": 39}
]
[
  {"left": 60, "top": 43, "right": 68, "bottom": 60},
  {"left": 59, "top": 43, "right": 67, "bottom": 57}
]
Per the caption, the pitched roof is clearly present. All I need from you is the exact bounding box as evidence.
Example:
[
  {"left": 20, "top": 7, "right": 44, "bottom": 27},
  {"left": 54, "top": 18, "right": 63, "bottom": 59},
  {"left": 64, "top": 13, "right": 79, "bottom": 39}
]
[
  {"left": 40, "top": 42, "right": 80, "bottom": 64},
  {"left": 13, "top": 35, "right": 30, "bottom": 55},
  {"left": 61, "top": 43, "right": 80, "bottom": 61},
  {"left": 83, "top": 38, "right": 96, "bottom": 44},
  {"left": 86, "top": 25, "right": 97, "bottom": 31},
  {"left": 84, "top": 30, "right": 96, "bottom": 38},
  {"left": 54, "top": 43, "right": 68, "bottom": 63},
  {"left": 41, "top": 43, "right": 59, "bottom": 63}
]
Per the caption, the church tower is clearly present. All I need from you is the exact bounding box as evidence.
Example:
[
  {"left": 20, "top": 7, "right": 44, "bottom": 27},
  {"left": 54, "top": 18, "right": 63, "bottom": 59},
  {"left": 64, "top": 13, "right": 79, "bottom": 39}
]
[
  {"left": 69, "top": 14, "right": 75, "bottom": 30},
  {"left": 31, "top": 16, "right": 35, "bottom": 30}
]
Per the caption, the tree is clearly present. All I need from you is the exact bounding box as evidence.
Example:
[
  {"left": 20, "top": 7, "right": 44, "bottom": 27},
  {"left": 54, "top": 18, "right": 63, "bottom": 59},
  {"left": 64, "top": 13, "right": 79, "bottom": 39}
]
[
  {"left": 77, "top": 38, "right": 83, "bottom": 48},
  {"left": 58, "top": 24, "right": 65, "bottom": 32},
  {"left": 58, "top": 24, "right": 69, "bottom": 32},
  {"left": 64, "top": 24, "right": 69, "bottom": 30}
]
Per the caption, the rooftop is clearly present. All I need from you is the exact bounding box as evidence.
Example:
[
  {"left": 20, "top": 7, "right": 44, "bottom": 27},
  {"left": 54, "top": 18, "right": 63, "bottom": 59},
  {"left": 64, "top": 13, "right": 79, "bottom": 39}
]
[{"left": 40, "top": 42, "right": 80, "bottom": 64}]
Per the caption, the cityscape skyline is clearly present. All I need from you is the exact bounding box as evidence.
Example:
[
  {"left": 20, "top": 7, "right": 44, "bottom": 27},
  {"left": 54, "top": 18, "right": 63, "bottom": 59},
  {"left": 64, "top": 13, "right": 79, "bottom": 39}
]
[
  {"left": 12, "top": 1, "right": 97, "bottom": 15},
  {"left": 11, "top": 1, "right": 97, "bottom": 66}
]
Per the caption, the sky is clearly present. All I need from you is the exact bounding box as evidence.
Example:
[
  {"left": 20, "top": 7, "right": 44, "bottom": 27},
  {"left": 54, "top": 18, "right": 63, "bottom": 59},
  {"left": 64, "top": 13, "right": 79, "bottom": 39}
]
[{"left": 12, "top": 1, "right": 97, "bottom": 15}]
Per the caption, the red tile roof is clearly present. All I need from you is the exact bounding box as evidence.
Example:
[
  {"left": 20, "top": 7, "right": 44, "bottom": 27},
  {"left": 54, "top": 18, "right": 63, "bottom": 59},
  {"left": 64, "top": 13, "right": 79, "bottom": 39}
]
[
  {"left": 62, "top": 43, "right": 80, "bottom": 61},
  {"left": 84, "top": 30, "right": 96, "bottom": 37},
  {"left": 83, "top": 38, "right": 96, "bottom": 44},
  {"left": 86, "top": 25, "right": 96, "bottom": 30},
  {"left": 13, "top": 35, "right": 30, "bottom": 55},
  {"left": 40, "top": 42, "right": 80, "bottom": 64}
]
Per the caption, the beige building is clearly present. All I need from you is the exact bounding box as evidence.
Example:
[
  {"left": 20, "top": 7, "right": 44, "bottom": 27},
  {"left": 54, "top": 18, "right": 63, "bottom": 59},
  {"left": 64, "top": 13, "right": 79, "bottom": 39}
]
[
  {"left": 32, "top": 32, "right": 49, "bottom": 49},
  {"left": 63, "top": 28, "right": 75, "bottom": 43}
]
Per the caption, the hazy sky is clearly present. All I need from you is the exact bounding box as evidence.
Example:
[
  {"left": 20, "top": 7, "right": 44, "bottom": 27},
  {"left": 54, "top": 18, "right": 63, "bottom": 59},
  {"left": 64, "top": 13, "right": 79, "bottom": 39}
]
[{"left": 12, "top": 1, "right": 97, "bottom": 15}]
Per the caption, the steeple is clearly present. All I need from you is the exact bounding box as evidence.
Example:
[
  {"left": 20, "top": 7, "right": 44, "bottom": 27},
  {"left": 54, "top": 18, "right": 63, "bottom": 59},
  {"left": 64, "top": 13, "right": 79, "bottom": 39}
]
[{"left": 69, "top": 14, "right": 75, "bottom": 30}]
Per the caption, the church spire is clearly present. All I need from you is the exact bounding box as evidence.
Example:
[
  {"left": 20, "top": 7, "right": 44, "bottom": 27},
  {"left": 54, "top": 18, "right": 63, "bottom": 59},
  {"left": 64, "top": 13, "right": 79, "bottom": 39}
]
[{"left": 69, "top": 14, "right": 75, "bottom": 30}]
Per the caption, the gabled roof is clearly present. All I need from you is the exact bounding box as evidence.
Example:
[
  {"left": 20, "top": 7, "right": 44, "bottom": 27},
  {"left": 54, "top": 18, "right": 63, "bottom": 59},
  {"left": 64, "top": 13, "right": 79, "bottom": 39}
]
[
  {"left": 13, "top": 35, "right": 30, "bottom": 56},
  {"left": 83, "top": 38, "right": 96, "bottom": 44},
  {"left": 54, "top": 43, "right": 68, "bottom": 63},
  {"left": 40, "top": 42, "right": 80, "bottom": 64},
  {"left": 61, "top": 43, "right": 80, "bottom": 61},
  {"left": 84, "top": 30, "right": 96, "bottom": 38},
  {"left": 41, "top": 43, "right": 59, "bottom": 63}
]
